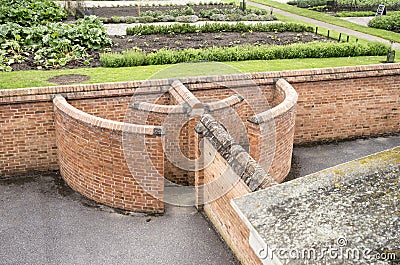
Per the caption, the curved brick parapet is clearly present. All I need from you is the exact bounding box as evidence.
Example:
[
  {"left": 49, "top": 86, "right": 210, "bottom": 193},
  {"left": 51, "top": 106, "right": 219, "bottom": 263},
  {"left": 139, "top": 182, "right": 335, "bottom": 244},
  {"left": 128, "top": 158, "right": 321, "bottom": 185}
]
[
  {"left": 53, "top": 95, "right": 165, "bottom": 213},
  {"left": 1, "top": 63, "right": 398, "bottom": 210},
  {"left": 248, "top": 79, "right": 298, "bottom": 183}
]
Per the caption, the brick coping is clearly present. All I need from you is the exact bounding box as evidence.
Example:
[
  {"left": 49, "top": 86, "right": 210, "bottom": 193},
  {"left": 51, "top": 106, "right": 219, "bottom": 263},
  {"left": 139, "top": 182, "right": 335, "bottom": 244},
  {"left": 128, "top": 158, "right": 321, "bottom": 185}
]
[
  {"left": 53, "top": 95, "right": 165, "bottom": 136},
  {"left": 249, "top": 79, "right": 298, "bottom": 124},
  {"left": 132, "top": 94, "right": 244, "bottom": 114},
  {"left": 1, "top": 63, "right": 399, "bottom": 104}
]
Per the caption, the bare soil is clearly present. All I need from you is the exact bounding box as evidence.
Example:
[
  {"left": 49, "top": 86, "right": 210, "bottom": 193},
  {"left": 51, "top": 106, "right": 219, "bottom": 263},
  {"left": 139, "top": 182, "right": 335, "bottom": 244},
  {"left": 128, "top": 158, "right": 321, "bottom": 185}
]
[
  {"left": 111, "top": 31, "right": 329, "bottom": 53},
  {"left": 48, "top": 74, "right": 90, "bottom": 85}
]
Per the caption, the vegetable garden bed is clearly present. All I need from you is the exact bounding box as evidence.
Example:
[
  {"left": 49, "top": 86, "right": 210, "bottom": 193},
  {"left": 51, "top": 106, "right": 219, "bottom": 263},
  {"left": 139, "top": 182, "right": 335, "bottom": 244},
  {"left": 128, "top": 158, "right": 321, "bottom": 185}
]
[
  {"left": 111, "top": 31, "right": 328, "bottom": 53},
  {"left": 84, "top": 3, "right": 276, "bottom": 23},
  {"left": 87, "top": 3, "right": 234, "bottom": 18}
]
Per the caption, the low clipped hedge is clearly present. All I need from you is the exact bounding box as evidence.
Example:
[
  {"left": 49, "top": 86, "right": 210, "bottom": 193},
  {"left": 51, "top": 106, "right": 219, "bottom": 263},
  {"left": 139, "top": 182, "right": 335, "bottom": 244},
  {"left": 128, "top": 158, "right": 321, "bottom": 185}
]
[
  {"left": 368, "top": 14, "right": 400, "bottom": 32},
  {"left": 336, "top": 11, "right": 375, "bottom": 17},
  {"left": 126, "top": 22, "right": 314, "bottom": 35},
  {"left": 100, "top": 42, "right": 388, "bottom": 67},
  {"left": 337, "top": 11, "right": 400, "bottom": 17}
]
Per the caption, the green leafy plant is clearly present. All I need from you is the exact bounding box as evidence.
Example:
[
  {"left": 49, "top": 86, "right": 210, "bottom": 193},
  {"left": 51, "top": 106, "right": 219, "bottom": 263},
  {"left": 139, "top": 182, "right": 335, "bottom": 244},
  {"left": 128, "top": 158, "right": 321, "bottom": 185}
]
[
  {"left": 0, "top": 0, "right": 67, "bottom": 26},
  {"left": 140, "top": 10, "right": 163, "bottom": 18},
  {"left": 175, "top": 15, "right": 199, "bottom": 23},
  {"left": 0, "top": 16, "right": 112, "bottom": 71},
  {"left": 138, "top": 16, "right": 156, "bottom": 23},
  {"left": 296, "top": 0, "right": 328, "bottom": 8}
]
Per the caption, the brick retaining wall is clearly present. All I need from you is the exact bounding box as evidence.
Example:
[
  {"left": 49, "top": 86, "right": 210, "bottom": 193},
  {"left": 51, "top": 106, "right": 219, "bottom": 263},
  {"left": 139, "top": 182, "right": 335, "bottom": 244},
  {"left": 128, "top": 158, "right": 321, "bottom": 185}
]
[
  {"left": 0, "top": 63, "right": 399, "bottom": 196},
  {"left": 54, "top": 95, "right": 165, "bottom": 213}
]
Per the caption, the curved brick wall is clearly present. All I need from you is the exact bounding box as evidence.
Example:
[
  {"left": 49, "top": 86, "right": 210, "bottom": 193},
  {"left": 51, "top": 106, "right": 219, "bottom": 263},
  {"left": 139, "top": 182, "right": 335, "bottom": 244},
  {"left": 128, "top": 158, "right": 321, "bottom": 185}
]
[
  {"left": 51, "top": 77, "right": 296, "bottom": 210},
  {"left": 1, "top": 63, "right": 399, "bottom": 204},
  {"left": 248, "top": 79, "right": 298, "bottom": 183},
  {"left": 53, "top": 95, "right": 165, "bottom": 213}
]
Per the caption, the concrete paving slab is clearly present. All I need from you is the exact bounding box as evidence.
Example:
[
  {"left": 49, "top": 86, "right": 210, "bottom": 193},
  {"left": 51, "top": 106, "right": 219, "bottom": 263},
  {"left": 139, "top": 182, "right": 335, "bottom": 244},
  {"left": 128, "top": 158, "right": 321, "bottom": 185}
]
[
  {"left": 340, "top": 16, "right": 374, "bottom": 27},
  {"left": 288, "top": 135, "right": 400, "bottom": 180},
  {"left": 0, "top": 172, "right": 239, "bottom": 265},
  {"left": 233, "top": 146, "right": 400, "bottom": 264}
]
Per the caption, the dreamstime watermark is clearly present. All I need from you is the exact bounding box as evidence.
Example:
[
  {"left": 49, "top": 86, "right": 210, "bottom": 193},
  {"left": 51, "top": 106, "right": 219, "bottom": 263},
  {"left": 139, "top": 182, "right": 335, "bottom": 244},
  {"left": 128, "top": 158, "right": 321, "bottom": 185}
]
[{"left": 258, "top": 237, "right": 397, "bottom": 262}]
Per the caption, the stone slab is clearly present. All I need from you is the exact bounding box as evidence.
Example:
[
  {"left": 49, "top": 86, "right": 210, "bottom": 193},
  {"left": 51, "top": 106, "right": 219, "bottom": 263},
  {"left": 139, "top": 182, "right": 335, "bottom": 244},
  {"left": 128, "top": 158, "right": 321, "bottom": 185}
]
[{"left": 232, "top": 146, "right": 400, "bottom": 264}]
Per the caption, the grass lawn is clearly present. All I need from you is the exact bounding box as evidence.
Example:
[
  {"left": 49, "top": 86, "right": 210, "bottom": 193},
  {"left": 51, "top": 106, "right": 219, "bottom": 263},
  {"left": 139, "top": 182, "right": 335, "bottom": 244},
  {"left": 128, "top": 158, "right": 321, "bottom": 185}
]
[
  {"left": 250, "top": 0, "right": 400, "bottom": 43},
  {"left": 273, "top": 12, "right": 369, "bottom": 44},
  {"left": 0, "top": 56, "right": 389, "bottom": 89}
]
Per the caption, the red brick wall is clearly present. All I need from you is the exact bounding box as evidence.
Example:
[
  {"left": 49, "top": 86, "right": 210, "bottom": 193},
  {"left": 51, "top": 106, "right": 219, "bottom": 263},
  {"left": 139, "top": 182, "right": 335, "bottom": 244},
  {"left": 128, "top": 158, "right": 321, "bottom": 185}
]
[
  {"left": 292, "top": 75, "right": 400, "bottom": 143},
  {"left": 202, "top": 153, "right": 261, "bottom": 265},
  {"left": 0, "top": 102, "right": 58, "bottom": 176},
  {"left": 1, "top": 64, "right": 399, "bottom": 180},
  {"left": 54, "top": 95, "right": 164, "bottom": 213},
  {"left": 195, "top": 133, "right": 265, "bottom": 265},
  {"left": 248, "top": 79, "right": 298, "bottom": 182},
  {"left": 69, "top": 96, "right": 131, "bottom": 122}
]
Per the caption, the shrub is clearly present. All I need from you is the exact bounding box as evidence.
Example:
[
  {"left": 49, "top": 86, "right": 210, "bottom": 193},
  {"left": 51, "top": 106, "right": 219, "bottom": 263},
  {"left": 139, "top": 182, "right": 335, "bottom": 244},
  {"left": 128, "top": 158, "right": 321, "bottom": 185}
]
[
  {"left": 165, "top": 8, "right": 181, "bottom": 17},
  {"left": 226, "top": 13, "right": 244, "bottom": 21},
  {"left": 335, "top": 0, "right": 400, "bottom": 9},
  {"left": 296, "top": 0, "right": 328, "bottom": 8},
  {"left": 175, "top": 15, "right": 199, "bottom": 23},
  {"left": 368, "top": 14, "right": 400, "bottom": 32},
  {"left": 199, "top": 8, "right": 222, "bottom": 18},
  {"left": 100, "top": 42, "right": 388, "bottom": 67},
  {"left": 140, "top": 10, "right": 163, "bottom": 18},
  {"left": 99, "top": 17, "right": 109, "bottom": 23},
  {"left": 111, "top": 16, "right": 122, "bottom": 23},
  {"left": 261, "top": 15, "right": 277, "bottom": 21},
  {"left": 295, "top": 0, "right": 400, "bottom": 9},
  {"left": 242, "top": 14, "right": 276, "bottom": 21},
  {"left": 138, "top": 16, "right": 156, "bottom": 23},
  {"left": 210, "top": 14, "right": 227, "bottom": 21},
  {"left": 181, "top": 7, "right": 195, "bottom": 16},
  {"left": 158, "top": 15, "right": 174, "bottom": 22},
  {"left": 336, "top": 11, "right": 375, "bottom": 17},
  {"left": 126, "top": 22, "right": 313, "bottom": 35},
  {"left": 126, "top": 16, "right": 138, "bottom": 24}
]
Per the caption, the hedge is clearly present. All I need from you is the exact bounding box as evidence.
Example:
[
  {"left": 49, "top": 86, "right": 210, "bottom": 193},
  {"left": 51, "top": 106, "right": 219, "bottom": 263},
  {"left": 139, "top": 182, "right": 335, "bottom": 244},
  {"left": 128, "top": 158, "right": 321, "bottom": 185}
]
[
  {"left": 100, "top": 42, "right": 388, "bottom": 67},
  {"left": 368, "top": 14, "right": 400, "bottom": 32},
  {"left": 126, "top": 22, "right": 314, "bottom": 35}
]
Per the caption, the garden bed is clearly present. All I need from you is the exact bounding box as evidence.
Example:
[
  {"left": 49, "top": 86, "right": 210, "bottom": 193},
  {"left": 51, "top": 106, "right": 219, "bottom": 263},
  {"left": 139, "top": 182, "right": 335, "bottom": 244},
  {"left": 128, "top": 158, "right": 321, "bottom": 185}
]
[
  {"left": 86, "top": 4, "right": 232, "bottom": 18},
  {"left": 8, "top": 31, "right": 327, "bottom": 71},
  {"left": 83, "top": 3, "right": 275, "bottom": 23},
  {"left": 0, "top": 0, "right": 390, "bottom": 72},
  {"left": 111, "top": 31, "right": 327, "bottom": 52}
]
